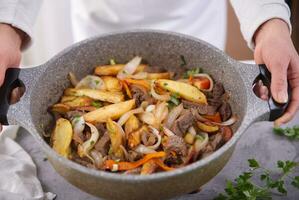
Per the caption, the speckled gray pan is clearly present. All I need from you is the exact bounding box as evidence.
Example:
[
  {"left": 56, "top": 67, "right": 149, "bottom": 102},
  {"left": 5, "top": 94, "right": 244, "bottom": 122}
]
[{"left": 7, "top": 30, "right": 271, "bottom": 200}]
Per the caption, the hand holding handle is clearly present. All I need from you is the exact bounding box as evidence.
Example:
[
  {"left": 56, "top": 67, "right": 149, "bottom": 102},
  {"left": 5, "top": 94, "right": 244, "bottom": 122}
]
[
  {"left": 0, "top": 68, "right": 23, "bottom": 125},
  {"left": 258, "top": 64, "right": 291, "bottom": 121}
]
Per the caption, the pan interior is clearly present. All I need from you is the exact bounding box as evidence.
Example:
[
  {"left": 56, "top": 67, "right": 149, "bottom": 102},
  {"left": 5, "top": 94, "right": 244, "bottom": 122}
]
[{"left": 30, "top": 31, "right": 246, "bottom": 154}]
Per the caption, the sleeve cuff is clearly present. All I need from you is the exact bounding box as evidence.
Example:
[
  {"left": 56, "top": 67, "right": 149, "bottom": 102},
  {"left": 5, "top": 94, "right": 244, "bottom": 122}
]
[
  {"left": 243, "top": 3, "right": 291, "bottom": 50},
  {"left": 0, "top": 0, "right": 42, "bottom": 50}
]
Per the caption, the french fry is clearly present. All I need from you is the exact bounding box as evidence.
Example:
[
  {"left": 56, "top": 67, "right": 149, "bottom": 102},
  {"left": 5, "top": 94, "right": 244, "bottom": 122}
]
[
  {"left": 61, "top": 96, "right": 93, "bottom": 107},
  {"left": 102, "top": 76, "right": 122, "bottom": 92},
  {"left": 124, "top": 79, "right": 151, "bottom": 90},
  {"left": 125, "top": 115, "right": 140, "bottom": 136},
  {"left": 156, "top": 79, "right": 207, "bottom": 104},
  {"left": 94, "top": 64, "right": 147, "bottom": 76},
  {"left": 147, "top": 72, "right": 173, "bottom": 80},
  {"left": 83, "top": 99, "right": 135, "bottom": 124},
  {"left": 52, "top": 118, "right": 73, "bottom": 157},
  {"left": 106, "top": 118, "right": 124, "bottom": 159},
  {"left": 51, "top": 103, "right": 70, "bottom": 114},
  {"left": 64, "top": 88, "right": 124, "bottom": 103},
  {"left": 128, "top": 125, "right": 147, "bottom": 149}
]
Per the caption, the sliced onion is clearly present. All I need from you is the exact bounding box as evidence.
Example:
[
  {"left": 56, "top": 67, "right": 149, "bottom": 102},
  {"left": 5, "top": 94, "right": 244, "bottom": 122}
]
[
  {"left": 146, "top": 126, "right": 162, "bottom": 150},
  {"left": 145, "top": 104, "right": 156, "bottom": 112},
  {"left": 117, "top": 56, "right": 142, "bottom": 79},
  {"left": 164, "top": 103, "right": 183, "bottom": 128},
  {"left": 68, "top": 72, "right": 79, "bottom": 87},
  {"left": 78, "top": 123, "right": 100, "bottom": 160},
  {"left": 117, "top": 107, "right": 144, "bottom": 126},
  {"left": 90, "top": 150, "right": 103, "bottom": 168},
  {"left": 135, "top": 144, "right": 157, "bottom": 154},
  {"left": 154, "top": 101, "right": 168, "bottom": 124},
  {"left": 138, "top": 112, "right": 157, "bottom": 126},
  {"left": 162, "top": 126, "right": 175, "bottom": 137},
  {"left": 209, "top": 115, "right": 237, "bottom": 126},
  {"left": 194, "top": 132, "right": 209, "bottom": 153},
  {"left": 120, "top": 145, "right": 130, "bottom": 161},
  {"left": 72, "top": 116, "right": 85, "bottom": 136},
  {"left": 150, "top": 81, "right": 170, "bottom": 101},
  {"left": 76, "top": 75, "right": 106, "bottom": 90},
  {"left": 188, "top": 126, "right": 197, "bottom": 136},
  {"left": 193, "top": 73, "right": 214, "bottom": 92}
]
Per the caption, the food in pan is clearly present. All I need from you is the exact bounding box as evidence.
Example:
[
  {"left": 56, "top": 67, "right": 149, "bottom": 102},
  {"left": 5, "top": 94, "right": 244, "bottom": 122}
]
[{"left": 48, "top": 56, "right": 237, "bottom": 174}]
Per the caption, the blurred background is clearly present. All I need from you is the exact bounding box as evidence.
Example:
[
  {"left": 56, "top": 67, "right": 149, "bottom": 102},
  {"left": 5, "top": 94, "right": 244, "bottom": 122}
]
[{"left": 21, "top": 0, "right": 299, "bottom": 66}]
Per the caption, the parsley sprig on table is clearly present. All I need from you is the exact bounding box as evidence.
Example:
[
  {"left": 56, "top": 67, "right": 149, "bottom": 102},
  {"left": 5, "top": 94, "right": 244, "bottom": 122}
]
[
  {"left": 214, "top": 159, "right": 299, "bottom": 200},
  {"left": 273, "top": 125, "right": 299, "bottom": 140}
]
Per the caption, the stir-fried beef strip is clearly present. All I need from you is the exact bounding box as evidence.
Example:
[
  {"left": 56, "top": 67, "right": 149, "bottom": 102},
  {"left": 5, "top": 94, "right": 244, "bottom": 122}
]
[
  {"left": 131, "top": 85, "right": 155, "bottom": 106},
  {"left": 163, "top": 135, "right": 188, "bottom": 165},
  {"left": 94, "top": 131, "right": 110, "bottom": 156},
  {"left": 219, "top": 102, "right": 232, "bottom": 121},
  {"left": 182, "top": 100, "right": 217, "bottom": 115},
  {"left": 171, "top": 109, "right": 195, "bottom": 137}
]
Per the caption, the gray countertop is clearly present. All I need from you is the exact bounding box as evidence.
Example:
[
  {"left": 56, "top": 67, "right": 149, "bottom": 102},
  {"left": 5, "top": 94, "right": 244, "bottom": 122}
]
[{"left": 16, "top": 113, "right": 299, "bottom": 200}]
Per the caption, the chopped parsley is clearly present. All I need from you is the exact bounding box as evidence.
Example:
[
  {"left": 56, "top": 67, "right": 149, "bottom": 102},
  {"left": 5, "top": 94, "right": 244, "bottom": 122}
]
[
  {"left": 183, "top": 67, "right": 203, "bottom": 79},
  {"left": 91, "top": 101, "right": 102, "bottom": 108},
  {"left": 94, "top": 80, "right": 100, "bottom": 85},
  {"left": 273, "top": 125, "right": 299, "bottom": 140},
  {"left": 110, "top": 58, "right": 116, "bottom": 65}
]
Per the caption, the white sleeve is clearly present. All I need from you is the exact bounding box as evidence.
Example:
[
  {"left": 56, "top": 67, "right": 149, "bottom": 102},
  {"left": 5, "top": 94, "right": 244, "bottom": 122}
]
[
  {"left": 0, "top": 0, "right": 43, "bottom": 49},
  {"left": 230, "top": 0, "right": 291, "bottom": 50}
]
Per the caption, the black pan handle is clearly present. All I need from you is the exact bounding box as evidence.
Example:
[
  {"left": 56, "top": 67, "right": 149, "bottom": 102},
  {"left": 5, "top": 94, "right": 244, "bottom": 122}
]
[
  {"left": 0, "top": 68, "right": 23, "bottom": 125},
  {"left": 258, "top": 64, "right": 291, "bottom": 121}
]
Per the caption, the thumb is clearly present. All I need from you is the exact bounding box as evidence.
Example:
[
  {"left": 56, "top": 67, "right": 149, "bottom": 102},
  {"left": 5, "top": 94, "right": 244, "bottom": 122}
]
[{"left": 269, "top": 62, "right": 289, "bottom": 104}]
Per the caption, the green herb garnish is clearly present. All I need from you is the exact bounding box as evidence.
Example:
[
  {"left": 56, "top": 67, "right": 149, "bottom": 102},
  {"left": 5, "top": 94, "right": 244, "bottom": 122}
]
[
  {"left": 110, "top": 59, "right": 116, "bottom": 65},
  {"left": 91, "top": 101, "right": 102, "bottom": 108},
  {"left": 90, "top": 141, "right": 95, "bottom": 145},
  {"left": 273, "top": 125, "right": 299, "bottom": 140},
  {"left": 169, "top": 94, "right": 180, "bottom": 106},
  {"left": 183, "top": 67, "right": 203, "bottom": 78},
  {"left": 95, "top": 80, "right": 100, "bottom": 85},
  {"left": 215, "top": 159, "right": 299, "bottom": 200}
]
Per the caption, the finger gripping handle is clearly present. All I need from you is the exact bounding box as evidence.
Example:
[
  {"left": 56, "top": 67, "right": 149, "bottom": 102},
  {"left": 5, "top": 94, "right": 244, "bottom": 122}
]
[
  {"left": 258, "top": 64, "right": 291, "bottom": 121},
  {"left": 0, "top": 68, "right": 21, "bottom": 125}
]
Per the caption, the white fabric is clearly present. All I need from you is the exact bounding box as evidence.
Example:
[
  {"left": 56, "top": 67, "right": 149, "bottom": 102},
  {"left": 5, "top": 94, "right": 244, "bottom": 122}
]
[
  {"left": 70, "top": 0, "right": 227, "bottom": 50},
  {"left": 0, "top": 0, "right": 290, "bottom": 51},
  {"left": 230, "top": 0, "right": 291, "bottom": 49},
  {"left": 0, "top": 131, "right": 56, "bottom": 200},
  {"left": 0, "top": 0, "right": 42, "bottom": 49}
]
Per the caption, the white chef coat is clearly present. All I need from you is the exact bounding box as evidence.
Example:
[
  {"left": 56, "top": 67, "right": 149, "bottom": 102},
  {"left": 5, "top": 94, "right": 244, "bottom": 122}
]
[
  {"left": 70, "top": 0, "right": 227, "bottom": 50},
  {"left": 0, "top": 0, "right": 291, "bottom": 50}
]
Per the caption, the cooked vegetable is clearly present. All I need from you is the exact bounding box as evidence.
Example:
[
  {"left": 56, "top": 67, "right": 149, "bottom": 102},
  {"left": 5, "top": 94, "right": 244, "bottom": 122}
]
[
  {"left": 61, "top": 96, "right": 93, "bottom": 108},
  {"left": 156, "top": 79, "right": 207, "bottom": 104},
  {"left": 102, "top": 76, "right": 122, "bottom": 92},
  {"left": 78, "top": 123, "right": 100, "bottom": 161},
  {"left": 48, "top": 56, "right": 236, "bottom": 175},
  {"left": 76, "top": 75, "right": 106, "bottom": 90},
  {"left": 68, "top": 72, "right": 79, "bottom": 87},
  {"left": 197, "top": 122, "right": 219, "bottom": 133},
  {"left": 95, "top": 64, "right": 146, "bottom": 76},
  {"left": 83, "top": 99, "right": 135, "bottom": 124},
  {"left": 107, "top": 118, "right": 124, "bottom": 159},
  {"left": 124, "top": 79, "right": 151, "bottom": 90},
  {"left": 51, "top": 103, "right": 70, "bottom": 114},
  {"left": 147, "top": 72, "right": 172, "bottom": 80},
  {"left": 128, "top": 125, "right": 147, "bottom": 149},
  {"left": 141, "top": 159, "right": 158, "bottom": 174},
  {"left": 104, "top": 152, "right": 166, "bottom": 171},
  {"left": 124, "top": 115, "right": 140, "bottom": 135},
  {"left": 64, "top": 88, "right": 124, "bottom": 103},
  {"left": 52, "top": 118, "right": 73, "bottom": 157},
  {"left": 117, "top": 56, "right": 143, "bottom": 79},
  {"left": 191, "top": 73, "right": 214, "bottom": 92}
]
